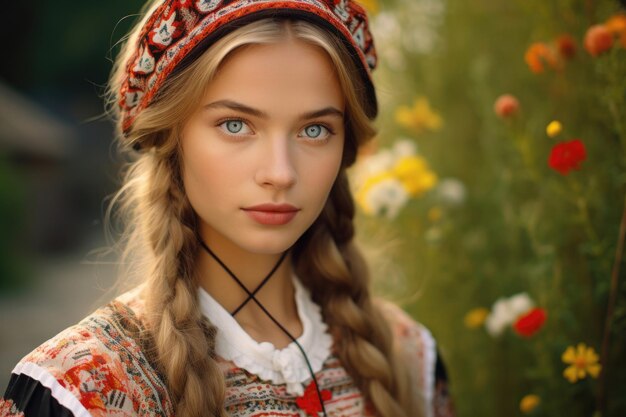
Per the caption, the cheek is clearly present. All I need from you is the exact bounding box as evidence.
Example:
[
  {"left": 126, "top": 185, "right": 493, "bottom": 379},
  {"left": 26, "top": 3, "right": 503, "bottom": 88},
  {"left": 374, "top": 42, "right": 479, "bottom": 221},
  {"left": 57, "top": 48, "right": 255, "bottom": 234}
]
[
  {"left": 181, "top": 145, "right": 240, "bottom": 215},
  {"left": 302, "top": 146, "right": 344, "bottom": 204}
]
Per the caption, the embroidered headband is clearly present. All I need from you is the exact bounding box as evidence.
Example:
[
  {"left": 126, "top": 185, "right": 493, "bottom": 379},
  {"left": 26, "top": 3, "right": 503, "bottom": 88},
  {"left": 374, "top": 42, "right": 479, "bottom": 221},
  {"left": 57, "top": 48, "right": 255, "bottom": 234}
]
[{"left": 118, "top": 0, "right": 379, "bottom": 136}]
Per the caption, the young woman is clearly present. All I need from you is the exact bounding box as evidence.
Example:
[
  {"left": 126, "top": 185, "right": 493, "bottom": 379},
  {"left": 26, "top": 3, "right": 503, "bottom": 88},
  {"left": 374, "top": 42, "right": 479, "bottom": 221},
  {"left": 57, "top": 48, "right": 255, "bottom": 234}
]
[{"left": 1, "top": 1, "right": 456, "bottom": 416}]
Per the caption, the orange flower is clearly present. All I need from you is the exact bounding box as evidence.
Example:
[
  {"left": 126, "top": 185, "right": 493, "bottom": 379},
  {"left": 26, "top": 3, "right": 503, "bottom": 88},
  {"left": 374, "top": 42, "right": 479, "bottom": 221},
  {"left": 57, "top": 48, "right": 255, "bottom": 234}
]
[
  {"left": 520, "top": 394, "right": 541, "bottom": 414},
  {"left": 584, "top": 25, "right": 614, "bottom": 56},
  {"left": 556, "top": 34, "right": 577, "bottom": 59},
  {"left": 524, "top": 42, "right": 559, "bottom": 73},
  {"left": 605, "top": 14, "right": 626, "bottom": 48},
  {"left": 605, "top": 14, "right": 626, "bottom": 33}
]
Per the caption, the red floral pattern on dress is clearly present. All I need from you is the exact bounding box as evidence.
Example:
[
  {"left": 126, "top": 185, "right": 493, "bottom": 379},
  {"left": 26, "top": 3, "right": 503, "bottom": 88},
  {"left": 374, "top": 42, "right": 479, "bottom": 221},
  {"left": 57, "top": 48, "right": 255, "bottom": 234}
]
[
  {"left": 3, "top": 290, "right": 448, "bottom": 417},
  {"left": 295, "top": 380, "right": 332, "bottom": 416},
  {"left": 0, "top": 399, "right": 25, "bottom": 417}
]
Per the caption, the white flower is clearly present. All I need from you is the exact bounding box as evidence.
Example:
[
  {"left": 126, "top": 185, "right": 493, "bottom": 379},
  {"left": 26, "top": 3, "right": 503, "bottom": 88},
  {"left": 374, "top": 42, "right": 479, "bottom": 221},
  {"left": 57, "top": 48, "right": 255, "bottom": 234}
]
[
  {"left": 351, "top": 149, "right": 395, "bottom": 189},
  {"left": 508, "top": 293, "right": 534, "bottom": 318},
  {"left": 485, "top": 292, "right": 535, "bottom": 337},
  {"left": 392, "top": 138, "right": 418, "bottom": 157},
  {"left": 437, "top": 178, "right": 466, "bottom": 205},
  {"left": 485, "top": 298, "right": 512, "bottom": 337},
  {"left": 364, "top": 177, "right": 409, "bottom": 219}
]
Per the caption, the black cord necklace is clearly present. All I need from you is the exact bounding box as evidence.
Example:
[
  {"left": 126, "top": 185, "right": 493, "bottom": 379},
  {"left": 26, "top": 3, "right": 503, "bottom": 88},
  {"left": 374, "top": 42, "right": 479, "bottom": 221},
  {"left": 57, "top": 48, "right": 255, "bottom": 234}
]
[{"left": 197, "top": 236, "right": 329, "bottom": 417}]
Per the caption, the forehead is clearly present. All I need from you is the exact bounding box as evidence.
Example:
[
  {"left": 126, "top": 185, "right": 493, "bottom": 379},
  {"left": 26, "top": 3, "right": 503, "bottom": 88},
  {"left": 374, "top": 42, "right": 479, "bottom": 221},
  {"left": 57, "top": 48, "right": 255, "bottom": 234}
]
[{"left": 201, "top": 39, "right": 345, "bottom": 115}]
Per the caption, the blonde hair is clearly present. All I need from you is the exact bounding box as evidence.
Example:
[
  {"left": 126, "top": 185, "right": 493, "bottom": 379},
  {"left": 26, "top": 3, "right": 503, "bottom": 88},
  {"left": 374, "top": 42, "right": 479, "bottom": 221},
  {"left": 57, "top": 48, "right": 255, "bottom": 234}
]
[{"left": 105, "top": 5, "right": 421, "bottom": 417}]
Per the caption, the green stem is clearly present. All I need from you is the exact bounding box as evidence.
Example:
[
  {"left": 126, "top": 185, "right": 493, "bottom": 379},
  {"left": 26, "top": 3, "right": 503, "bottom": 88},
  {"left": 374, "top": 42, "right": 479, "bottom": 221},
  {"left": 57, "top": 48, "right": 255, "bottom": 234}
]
[
  {"left": 596, "top": 193, "right": 626, "bottom": 416},
  {"left": 569, "top": 177, "right": 599, "bottom": 244}
]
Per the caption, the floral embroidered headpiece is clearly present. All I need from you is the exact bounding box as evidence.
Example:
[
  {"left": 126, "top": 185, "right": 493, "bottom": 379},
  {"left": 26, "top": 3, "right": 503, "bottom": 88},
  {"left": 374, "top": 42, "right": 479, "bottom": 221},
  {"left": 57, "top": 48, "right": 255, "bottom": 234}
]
[{"left": 118, "top": 0, "right": 379, "bottom": 135}]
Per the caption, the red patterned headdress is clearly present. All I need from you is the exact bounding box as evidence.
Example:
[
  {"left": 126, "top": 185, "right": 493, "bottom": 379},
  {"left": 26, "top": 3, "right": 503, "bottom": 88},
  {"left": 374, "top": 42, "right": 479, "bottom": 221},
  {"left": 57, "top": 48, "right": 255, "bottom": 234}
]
[{"left": 118, "top": 0, "right": 379, "bottom": 136}]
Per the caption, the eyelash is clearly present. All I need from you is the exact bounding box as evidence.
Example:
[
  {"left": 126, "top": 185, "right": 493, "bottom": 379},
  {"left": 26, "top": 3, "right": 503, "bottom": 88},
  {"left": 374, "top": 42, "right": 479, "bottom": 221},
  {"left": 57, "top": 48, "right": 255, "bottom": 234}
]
[{"left": 215, "top": 117, "right": 335, "bottom": 142}]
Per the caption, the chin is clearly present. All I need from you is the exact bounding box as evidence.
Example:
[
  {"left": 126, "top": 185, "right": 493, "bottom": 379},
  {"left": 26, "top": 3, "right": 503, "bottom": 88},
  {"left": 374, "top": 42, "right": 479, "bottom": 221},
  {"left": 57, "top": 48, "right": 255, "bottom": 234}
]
[{"left": 237, "top": 232, "right": 301, "bottom": 255}]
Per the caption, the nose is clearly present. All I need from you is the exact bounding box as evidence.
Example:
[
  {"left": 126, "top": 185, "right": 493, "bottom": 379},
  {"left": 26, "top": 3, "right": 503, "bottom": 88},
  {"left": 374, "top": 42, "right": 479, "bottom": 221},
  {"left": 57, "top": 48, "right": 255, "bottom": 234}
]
[{"left": 255, "top": 136, "right": 297, "bottom": 190}]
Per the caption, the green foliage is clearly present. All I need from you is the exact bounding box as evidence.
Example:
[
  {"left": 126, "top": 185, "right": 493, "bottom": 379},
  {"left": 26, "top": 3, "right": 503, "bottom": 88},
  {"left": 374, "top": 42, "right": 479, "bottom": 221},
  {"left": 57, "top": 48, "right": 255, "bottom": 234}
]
[{"left": 361, "top": 0, "right": 626, "bottom": 416}]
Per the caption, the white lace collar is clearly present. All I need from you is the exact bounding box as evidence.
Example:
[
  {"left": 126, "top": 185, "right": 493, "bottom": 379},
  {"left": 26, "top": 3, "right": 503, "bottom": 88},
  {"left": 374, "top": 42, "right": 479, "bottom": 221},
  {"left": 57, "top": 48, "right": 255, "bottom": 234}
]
[{"left": 197, "top": 274, "right": 333, "bottom": 396}]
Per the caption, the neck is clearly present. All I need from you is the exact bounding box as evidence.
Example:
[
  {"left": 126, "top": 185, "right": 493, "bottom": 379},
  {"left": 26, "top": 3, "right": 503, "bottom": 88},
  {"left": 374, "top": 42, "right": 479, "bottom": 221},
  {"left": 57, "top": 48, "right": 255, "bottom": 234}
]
[{"left": 194, "top": 228, "right": 298, "bottom": 330}]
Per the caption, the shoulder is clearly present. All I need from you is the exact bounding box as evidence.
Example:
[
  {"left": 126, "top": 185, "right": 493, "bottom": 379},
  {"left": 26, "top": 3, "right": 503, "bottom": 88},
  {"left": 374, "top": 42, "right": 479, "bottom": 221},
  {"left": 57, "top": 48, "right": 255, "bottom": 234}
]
[
  {"left": 3, "top": 287, "right": 172, "bottom": 417},
  {"left": 374, "top": 298, "right": 439, "bottom": 416},
  {"left": 374, "top": 297, "right": 437, "bottom": 366}
]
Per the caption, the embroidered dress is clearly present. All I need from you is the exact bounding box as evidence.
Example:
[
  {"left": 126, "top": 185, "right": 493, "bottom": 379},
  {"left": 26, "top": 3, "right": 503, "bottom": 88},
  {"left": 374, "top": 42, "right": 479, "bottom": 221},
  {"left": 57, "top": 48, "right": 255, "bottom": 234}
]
[{"left": 1, "top": 275, "right": 456, "bottom": 417}]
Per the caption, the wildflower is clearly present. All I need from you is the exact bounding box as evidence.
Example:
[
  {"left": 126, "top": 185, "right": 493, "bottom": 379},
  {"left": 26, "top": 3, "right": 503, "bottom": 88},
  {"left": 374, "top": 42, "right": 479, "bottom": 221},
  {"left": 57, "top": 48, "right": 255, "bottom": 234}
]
[
  {"left": 556, "top": 34, "right": 577, "bottom": 59},
  {"left": 436, "top": 178, "right": 467, "bottom": 206},
  {"left": 508, "top": 293, "right": 535, "bottom": 316},
  {"left": 605, "top": 13, "right": 626, "bottom": 48},
  {"left": 524, "top": 42, "right": 559, "bottom": 73},
  {"left": 584, "top": 25, "right": 614, "bottom": 56},
  {"left": 548, "top": 139, "right": 587, "bottom": 175},
  {"left": 393, "top": 155, "right": 438, "bottom": 197},
  {"left": 520, "top": 394, "right": 541, "bottom": 414},
  {"left": 464, "top": 307, "right": 489, "bottom": 329},
  {"left": 494, "top": 94, "right": 520, "bottom": 118},
  {"left": 355, "top": 173, "right": 409, "bottom": 219},
  {"left": 485, "top": 293, "right": 535, "bottom": 337},
  {"left": 394, "top": 97, "right": 443, "bottom": 134},
  {"left": 392, "top": 138, "right": 418, "bottom": 157},
  {"left": 351, "top": 148, "right": 395, "bottom": 190},
  {"left": 562, "top": 343, "right": 602, "bottom": 383},
  {"left": 546, "top": 120, "right": 563, "bottom": 138},
  {"left": 513, "top": 307, "right": 547, "bottom": 338}
]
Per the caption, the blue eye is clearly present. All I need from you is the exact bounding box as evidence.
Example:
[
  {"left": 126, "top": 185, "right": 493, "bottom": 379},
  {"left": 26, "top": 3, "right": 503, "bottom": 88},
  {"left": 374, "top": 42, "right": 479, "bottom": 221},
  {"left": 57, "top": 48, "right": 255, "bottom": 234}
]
[
  {"left": 301, "top": 124, "right": 332, "bottom": 141},
  {"left": 225, "top": 120, "right": 243, "bottom": 133},
  {"left": 218, "top": 119, "right": 252, "bottom": 136}
]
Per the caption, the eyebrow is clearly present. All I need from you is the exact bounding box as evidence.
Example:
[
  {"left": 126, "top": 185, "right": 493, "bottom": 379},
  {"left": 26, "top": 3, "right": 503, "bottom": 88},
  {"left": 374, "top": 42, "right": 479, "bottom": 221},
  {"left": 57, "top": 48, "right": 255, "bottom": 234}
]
[{"left": 203, "top": 99, "right": 344, "bottom": 120}]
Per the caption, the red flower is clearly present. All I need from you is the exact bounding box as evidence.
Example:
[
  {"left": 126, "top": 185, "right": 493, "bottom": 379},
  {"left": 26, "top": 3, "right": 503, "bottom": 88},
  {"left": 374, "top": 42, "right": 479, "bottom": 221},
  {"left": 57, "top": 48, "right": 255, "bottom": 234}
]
[
  {"left": 296, "top": 380, "right": 332, "bottom": 417},
  {"left": 548, "top": 139, "right": 587, "bottom": 175},
  {"left": 556, "top": 34, "right": 577, "bottom": 59},
  {"left": 513, "top": 307, "right": 547, "bottom": 337},
  {"left": 494, "top": 94, "right": 520, "bottom": 118},
  {"left": 584, "top": 25, "right": 614, "bottom": 56}
]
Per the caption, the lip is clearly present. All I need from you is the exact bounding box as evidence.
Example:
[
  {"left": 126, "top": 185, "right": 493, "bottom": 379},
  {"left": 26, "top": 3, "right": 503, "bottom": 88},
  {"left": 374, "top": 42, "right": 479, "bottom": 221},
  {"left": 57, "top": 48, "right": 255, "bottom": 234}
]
[
  {"left": 242, "top": 203, "right": 299, "bottom": 212},
  {"left": 241, "top": 203, "right": 300, "bottom": 225}
]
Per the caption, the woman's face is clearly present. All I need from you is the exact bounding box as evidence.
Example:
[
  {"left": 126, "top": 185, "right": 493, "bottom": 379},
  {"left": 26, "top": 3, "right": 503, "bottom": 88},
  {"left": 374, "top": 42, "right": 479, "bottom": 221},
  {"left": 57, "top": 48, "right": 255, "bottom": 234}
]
[{"left": 180, "top": 38, "right": 346, "bottom": 255}]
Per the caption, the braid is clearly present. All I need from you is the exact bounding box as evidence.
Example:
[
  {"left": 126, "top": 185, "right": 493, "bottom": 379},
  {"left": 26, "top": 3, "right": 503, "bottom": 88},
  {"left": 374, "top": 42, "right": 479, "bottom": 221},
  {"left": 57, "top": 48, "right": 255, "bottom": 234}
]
[
  {"left": 136, "top": 153, "right": 229, "bottom": 417},
  {"left": 294, "top": 170, "right": 420, "bottom": 417}
]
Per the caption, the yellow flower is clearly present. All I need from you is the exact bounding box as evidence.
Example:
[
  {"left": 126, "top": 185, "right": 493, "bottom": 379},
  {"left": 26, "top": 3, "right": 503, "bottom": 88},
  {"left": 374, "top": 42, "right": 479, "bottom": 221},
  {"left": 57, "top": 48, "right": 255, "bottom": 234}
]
[
  {"left": 354, "top": 171, "right": 394, "bottom": 215},
  {"left": 561, "top": 343, "right": 602, "bottom": 383},
  {"left": 464, "top": 307, "right": 489, "bottom": 329},
  {"left": 519, "top": 394, "right": 541, "bottom": 414},
  {"left": 546, "top": 120, "right": 563, "bottom": 138},
  {"left": 392, "top": 155, "right": 438, "bottom": 196},
  {"left": 356, "top": 0, "right": 379, "bottom": 14},
  {"left": 394, "top": 97, "right": 443, "bottom": 134}
]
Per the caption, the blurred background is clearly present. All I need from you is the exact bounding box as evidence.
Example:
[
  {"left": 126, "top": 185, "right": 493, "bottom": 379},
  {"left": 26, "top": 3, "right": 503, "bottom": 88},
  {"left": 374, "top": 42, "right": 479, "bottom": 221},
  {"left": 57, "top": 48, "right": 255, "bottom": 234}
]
[
  {"left": 1, "top": 0, "right": 625, "bottom": 416},
  {"left": 0, "top": 0, "right": 145, "bottom": 393}
]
